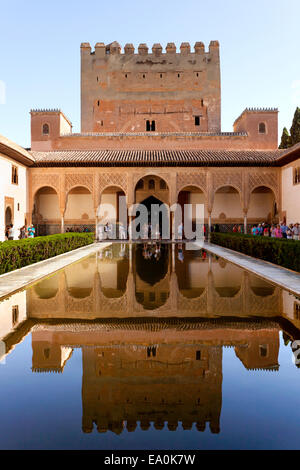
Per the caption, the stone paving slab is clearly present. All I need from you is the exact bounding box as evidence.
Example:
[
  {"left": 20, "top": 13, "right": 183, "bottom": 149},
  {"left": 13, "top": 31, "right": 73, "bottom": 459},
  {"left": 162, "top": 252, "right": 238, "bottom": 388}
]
[
  {"left": 0, "top": 242, "right": 111, "bottom": 300},
  {"left": 203, "top": 241, "right": 300, "bottom": 296}
]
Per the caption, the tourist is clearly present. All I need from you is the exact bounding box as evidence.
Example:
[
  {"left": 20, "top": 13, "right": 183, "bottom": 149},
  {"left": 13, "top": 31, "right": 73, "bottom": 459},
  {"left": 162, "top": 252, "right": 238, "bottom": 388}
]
[
  {"left": 154, "top": 224, "right": 160, "bottom": 240},
  {"left": 142, "top": 223, "right": 148, "bottom": 240},
  {"left": 257, "top": 224, "right": 263, "bottom": 235},
  {"left": 8, "top": 224, "right": 14, "bottom": 240},
  {"left": 119, "top": 222, "right": 127, "bottom": 240},
  {"left": 287, "top": 226, "right": 293, "bottom": 240},
  {"left": 19, "top": 225, "right": 26, "bottom": 239},
  {"left": 292, "top": 223, "right": 300, "bottom": 241},
  {"left": 233, "top": 225, "right": 238, "bottom": 233},
  {"left": 263, "top": 225, "right": 270, "bottom": 237},
  {"left": 27, "top": 224, "right": 35, "bottom": 238},
  {"left": 270, "top": 225, "right": 276, "bottom": 237},
  {"left": 251, "top": 225, "right": 259, "bottom": 236},
  {"left": 280, "top": 221, "right": 288, "bottom": 239},
  {"left": 275, "top": 224, "right": 282, "bottom": 238}
]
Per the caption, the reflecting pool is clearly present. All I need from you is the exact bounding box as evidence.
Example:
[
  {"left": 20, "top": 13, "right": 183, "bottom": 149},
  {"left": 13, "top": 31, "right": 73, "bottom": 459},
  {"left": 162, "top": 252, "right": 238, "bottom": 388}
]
[{"left": 1, "top": 243, "right": 300, "bottom": 449}]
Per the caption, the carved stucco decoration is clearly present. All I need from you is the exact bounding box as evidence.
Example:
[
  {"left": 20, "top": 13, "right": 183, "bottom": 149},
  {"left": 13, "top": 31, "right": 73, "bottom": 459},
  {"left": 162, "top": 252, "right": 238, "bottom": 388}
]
[
  {"left": 248, "top": 171, "right": 279, "bottom": 202},
  {"left": 176, "top": 172, "right": 207, "bottom": 194},
  {"left": 99, "top": 173, "right": 128, "bottom": 195},
  {"left": 65, "top": 174, "right": 94, "bottom": 194},
  {"left": 31, "top": 174, "right": 60, "bottom": 196}
]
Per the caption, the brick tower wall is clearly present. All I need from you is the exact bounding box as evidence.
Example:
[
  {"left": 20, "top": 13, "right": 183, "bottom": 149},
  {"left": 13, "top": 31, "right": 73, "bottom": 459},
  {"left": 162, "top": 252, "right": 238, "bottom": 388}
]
[{"left": 80, "top": 41, "right": 221, "bottom": 134}]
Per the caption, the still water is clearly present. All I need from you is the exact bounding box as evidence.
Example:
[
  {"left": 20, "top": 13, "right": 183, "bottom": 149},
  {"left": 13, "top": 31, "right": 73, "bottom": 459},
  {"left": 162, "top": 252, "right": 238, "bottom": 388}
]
[{"left": 0, "top": 243, "right": 300, "bottom": 449}]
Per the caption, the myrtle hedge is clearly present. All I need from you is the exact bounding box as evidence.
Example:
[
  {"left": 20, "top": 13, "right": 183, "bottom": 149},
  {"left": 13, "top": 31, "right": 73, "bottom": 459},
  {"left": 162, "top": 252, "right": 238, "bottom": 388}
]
[
  {"left": 0, "top": 232, "right": 94, "bottom": 275},
  {"left": 210, "top": 232, "right": 300, "bottom": 272}
]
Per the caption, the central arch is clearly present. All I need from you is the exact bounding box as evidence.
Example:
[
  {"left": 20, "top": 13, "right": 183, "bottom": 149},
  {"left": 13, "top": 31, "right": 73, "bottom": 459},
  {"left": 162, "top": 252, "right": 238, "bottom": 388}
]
[
  {"left": 134, "top": 175, "right": 170, "bottom": 239},
  {"left": 97, "top": 185, "right": 126, "bottom": 239},
  {"left": 177, "top": 185, "right": 206, "bottom": 239}
]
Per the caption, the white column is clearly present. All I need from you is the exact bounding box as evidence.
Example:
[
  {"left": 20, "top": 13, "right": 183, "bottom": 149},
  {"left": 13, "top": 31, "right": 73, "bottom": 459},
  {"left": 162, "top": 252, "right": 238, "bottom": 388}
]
[
  {"left": 61, "top": 215, "right": 64, "bottom": 234},
  {"left": 208, "top": 212, "right": 212, "bottom": 238},
  {"left": 244, "top": 212, "right": 248, "bottom": 234}
]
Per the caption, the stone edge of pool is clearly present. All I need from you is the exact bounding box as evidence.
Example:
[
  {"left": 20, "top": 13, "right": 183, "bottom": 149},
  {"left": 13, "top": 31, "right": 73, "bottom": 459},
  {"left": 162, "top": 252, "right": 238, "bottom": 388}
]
[
  {"left": 1, "top": 240, "right": 300, "bottom": 302},
  {"left": 202, "top": 241, "right": 300, "bottom": 297},
  {"left": 0, "top": 242, "right": 112, "bottom": 301}
]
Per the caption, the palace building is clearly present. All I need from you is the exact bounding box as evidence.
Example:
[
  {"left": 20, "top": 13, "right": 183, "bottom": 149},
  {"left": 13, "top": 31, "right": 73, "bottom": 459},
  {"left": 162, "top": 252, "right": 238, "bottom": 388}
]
[{"left": 1, "top": 40, "right": 300, "bottom": 241}]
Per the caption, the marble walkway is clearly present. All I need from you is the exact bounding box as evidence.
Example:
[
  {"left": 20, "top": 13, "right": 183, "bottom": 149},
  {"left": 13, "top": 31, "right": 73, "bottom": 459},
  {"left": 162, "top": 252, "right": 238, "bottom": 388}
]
[
  {"left": 0, "top": 242, "right": 111, "bottom": 300},
  {"left": 203, "top": 241, "right": 300, "bottom": 297}
]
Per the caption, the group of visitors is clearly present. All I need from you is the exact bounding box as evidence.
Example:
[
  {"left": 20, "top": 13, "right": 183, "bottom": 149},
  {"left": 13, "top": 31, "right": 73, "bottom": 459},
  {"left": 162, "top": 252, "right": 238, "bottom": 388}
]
[
  {"left": 5, "top": 224, "right": 35, "bottom": 240},
  {"left": 250, "top": 222, "right": 300, "bottom": 240},
  {"left": 65, "top": 226, "right": 90, "bottom": 233},
  {"left": 232, "top": 225, "right": 244, "bottom": 234}
]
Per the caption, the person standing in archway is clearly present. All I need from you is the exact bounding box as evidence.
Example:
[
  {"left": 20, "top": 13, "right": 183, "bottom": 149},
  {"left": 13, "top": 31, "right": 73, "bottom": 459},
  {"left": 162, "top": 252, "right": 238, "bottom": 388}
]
[{"left": 8, "top": 224, "right": 14, "bottom": 240}]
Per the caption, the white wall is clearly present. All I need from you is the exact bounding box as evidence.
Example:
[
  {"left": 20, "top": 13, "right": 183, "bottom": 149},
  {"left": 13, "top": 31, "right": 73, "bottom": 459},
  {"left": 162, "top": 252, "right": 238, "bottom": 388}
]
[
  {"left": 0, "top": 153, "right": 28, "bottom": 241},
  {"left": 212, "top": 192, "right": 243, "bottom": 219},
  {"left": 248, "top": 192, "right": 274, "bottom": 219},
  {"left": 38, "top": 193, "right": 60, "bottom": 220},
  {"left": 281, "top": 159, "right": 300, "bottom": 224},
  {"left": 65, "top": 193, "right": 94, "bottom": 220}
]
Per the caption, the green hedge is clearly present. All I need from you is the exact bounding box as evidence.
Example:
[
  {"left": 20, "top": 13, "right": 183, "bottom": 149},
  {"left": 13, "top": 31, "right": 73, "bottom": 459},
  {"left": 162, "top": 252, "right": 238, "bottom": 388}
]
[
  {"left": 210, "top": 232, "right": 300, "bottom": 272},
  {"left": 0, "top": 232, "right": 94, "bottom": 275}
]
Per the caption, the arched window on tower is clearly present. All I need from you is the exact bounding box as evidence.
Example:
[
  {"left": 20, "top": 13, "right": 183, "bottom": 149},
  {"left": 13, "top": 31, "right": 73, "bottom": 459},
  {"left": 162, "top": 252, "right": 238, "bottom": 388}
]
[
  {"left": 148, "top": 179, "right": 155, "bottom": 190},
  {"left": 160, "top": 179, "right": 167, "bottom": 190},
  {"left": 42, "top": 123, "right": 49, "bottom": 135},
  {"left": 258, "top": 122, "right": 266, "bottom": 134},
  {"left": 136, "top": 179, "right": 144, "bottom": 190}
]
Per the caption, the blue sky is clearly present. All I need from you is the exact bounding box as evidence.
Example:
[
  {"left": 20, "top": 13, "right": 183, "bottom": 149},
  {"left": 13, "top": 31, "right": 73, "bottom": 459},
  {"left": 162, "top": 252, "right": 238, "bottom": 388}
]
[{"left": 0, "top": 0, "right": 299, "bottom": 148}]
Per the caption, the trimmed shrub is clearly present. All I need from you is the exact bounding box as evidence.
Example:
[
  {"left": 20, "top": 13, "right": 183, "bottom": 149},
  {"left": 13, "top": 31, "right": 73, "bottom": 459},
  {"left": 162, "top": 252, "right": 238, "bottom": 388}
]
[
  {"left": 0, "top": 232, "right": 94, "bottom": 275},
  {"left": 210, "top": 232, "right": 300, "bottom": 272}
]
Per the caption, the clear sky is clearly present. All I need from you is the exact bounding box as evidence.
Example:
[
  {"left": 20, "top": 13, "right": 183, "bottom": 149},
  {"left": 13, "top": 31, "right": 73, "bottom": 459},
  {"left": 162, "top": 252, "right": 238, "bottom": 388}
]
[{"left": 0, "top": 0, "right": 299, "bottom": 148}]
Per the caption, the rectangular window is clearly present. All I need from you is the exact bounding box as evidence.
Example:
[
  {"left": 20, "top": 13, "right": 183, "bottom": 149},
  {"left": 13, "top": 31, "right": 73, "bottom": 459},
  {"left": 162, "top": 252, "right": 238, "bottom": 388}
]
[
  {"left": 259, "top": 345, "right": 268, "bottom": 357},
  {"left": 294, "top": 168, "right": 300, "bottom": 185},
  {"left": 294, "top": 302, "right": 300, "bottom": 320},
  {"left": 12, "top": 305, "right": 19, "bottom": 326},
  {"left": 195, "top": 116, "right": 200, "bottom": 126},
  {"left": 12, "top": 165, "right": 18, "bottom": 185},
  {"left": 196, "top": 350, "right": 201, "bottom": 360}
]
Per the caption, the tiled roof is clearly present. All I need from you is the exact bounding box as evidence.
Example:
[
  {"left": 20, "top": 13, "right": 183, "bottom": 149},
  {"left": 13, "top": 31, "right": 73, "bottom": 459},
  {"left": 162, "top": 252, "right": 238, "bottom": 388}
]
[
  {"left": 0, "top": 134, "right": 35, "bottom": 165},
  {"left": 30, "top": 149, "right": 285, "bottom": 167}
]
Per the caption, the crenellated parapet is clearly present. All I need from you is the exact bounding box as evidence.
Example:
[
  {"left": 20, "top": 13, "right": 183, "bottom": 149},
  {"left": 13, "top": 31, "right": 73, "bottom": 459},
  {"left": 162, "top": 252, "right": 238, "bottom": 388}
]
[{"left": 81, "top": 40, "right": 219, "bottom": 56}]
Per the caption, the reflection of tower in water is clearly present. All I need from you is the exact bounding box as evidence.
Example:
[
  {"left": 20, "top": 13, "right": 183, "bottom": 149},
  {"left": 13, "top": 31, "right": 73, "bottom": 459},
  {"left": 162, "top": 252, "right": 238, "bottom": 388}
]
[{"left": 81, "top": 341, "right": 222, "bottom": 434}]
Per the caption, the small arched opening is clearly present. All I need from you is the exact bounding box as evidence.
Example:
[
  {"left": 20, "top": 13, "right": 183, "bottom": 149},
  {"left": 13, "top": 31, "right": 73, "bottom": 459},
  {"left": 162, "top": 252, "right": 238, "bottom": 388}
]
[
  {"left": 212, "top": 185, "right": 243, "bottom": 232},
  {"left": 32, "top": 186, "right": 60, "bottom": 235},
  {"left": 248, "top": 186, "right": 278, "bottom": 225},
  {"left": 65, "top": 186, "right": 94, "bottom": 232}
]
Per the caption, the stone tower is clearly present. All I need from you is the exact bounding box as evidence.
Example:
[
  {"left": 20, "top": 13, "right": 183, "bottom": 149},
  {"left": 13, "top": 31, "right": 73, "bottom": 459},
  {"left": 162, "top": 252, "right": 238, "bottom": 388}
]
[{"left": 80, "top": 40, "right": 221, "bottom": 134}]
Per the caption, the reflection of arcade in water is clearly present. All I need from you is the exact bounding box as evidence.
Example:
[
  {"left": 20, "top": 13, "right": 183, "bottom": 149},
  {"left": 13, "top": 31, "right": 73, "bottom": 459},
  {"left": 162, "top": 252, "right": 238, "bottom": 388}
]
[
  {"left": 27, "top": 244, "right": 283, "bottom": 319},
  {"left": 1, "top": 243, "right": 300, "bottom": 435}
]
